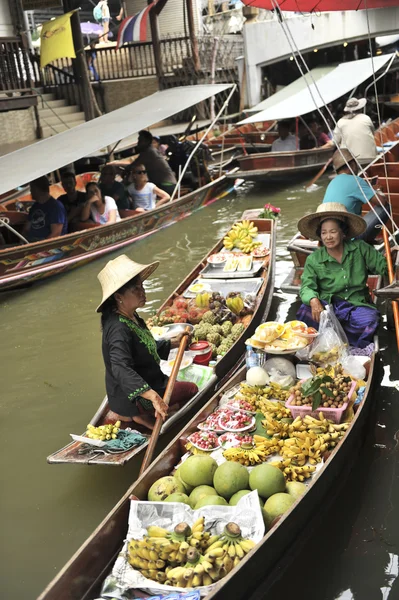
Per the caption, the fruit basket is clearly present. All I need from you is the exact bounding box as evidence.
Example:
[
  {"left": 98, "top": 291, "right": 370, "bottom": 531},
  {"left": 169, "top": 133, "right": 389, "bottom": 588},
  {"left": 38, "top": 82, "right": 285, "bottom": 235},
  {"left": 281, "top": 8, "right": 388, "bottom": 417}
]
[{"left": 286, "top": 379, "right": 357, "bottom": 424}]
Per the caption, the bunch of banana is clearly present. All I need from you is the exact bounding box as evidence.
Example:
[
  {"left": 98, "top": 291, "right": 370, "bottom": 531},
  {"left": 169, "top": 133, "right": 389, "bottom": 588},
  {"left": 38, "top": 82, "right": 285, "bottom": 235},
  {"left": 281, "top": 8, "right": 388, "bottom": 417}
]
[
  {"left": 223, "top": 436, "right": 281, "bottom": 466},
  {"left": 262, "top": 414, "right": 293, "bottom": 439},
  {"left": 226, "top": 295, "right": 245, "bottom": 315},
  {"left": 233, "top": 220, "right": 258, "bottom": 239},
  {"left": 203, "top": 522, "right": 255, "bottom": 573},
  {"left": 195, "top": 291, "right": 211, "bottom": 309},
  {"left": 85, "top": 421, "right": 120, "bottom": 441},
  {"left": 270, "top": 460, "right": 317, "bottom": 482},
  {"left": 164, "top": 546, "right": 226, "bottom": 587},
  {"left": 238, "top": 238, "right": 262, "bottom": 254},
  {"left": 223, "top": 228, "right": 246, "bottom": 250}
]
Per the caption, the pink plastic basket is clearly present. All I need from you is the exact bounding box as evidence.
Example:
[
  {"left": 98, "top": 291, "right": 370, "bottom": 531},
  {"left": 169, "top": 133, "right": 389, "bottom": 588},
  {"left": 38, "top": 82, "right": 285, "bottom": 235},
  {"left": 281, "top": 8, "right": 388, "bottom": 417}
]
[{"left": 285, "top": 380, "right": 357, "bottom": 424}]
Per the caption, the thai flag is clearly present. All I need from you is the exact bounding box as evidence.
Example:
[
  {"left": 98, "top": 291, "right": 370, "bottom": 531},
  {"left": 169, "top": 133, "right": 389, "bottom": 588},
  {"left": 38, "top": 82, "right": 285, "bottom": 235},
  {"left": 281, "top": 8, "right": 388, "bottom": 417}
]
[{"left": 116, "top": 2, "right": 156, "bottom": 49}]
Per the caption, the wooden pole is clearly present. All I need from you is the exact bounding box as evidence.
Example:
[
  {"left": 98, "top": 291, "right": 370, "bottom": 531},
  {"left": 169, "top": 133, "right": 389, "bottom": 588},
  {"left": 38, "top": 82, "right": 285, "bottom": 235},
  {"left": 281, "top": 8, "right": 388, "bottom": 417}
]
[
  {"left": 139, "top": 328, "right": 191, "bottom": 475},
  {"left": 148, "top": 0, "right": 163, "bottom": 81},
  {"left": 382, "top": 227, "right": 399, "bottom": 351},
  {"left": 186, "top": 0, "right": 200, "bottom": 72}
]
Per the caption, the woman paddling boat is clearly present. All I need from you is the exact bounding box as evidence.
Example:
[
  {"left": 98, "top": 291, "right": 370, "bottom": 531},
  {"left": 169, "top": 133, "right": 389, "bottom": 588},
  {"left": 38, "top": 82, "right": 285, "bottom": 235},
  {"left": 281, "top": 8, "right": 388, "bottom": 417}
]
[
  {"left": 97, "top": 255, "right": 198, "bottom": 431},
  {"left": 296, "top": 203, "right": 387, "bottom": 349}
]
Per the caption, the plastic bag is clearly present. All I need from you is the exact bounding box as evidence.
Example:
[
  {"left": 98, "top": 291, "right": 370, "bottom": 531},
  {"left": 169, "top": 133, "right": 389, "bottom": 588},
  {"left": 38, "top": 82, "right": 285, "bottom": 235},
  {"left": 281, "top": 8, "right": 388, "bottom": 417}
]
[
  {"left": 308, "top": 305, "right": 349, "bottom": 366},
  {"left": 341, "top": 356, "right": 367, "bottom": 380}
]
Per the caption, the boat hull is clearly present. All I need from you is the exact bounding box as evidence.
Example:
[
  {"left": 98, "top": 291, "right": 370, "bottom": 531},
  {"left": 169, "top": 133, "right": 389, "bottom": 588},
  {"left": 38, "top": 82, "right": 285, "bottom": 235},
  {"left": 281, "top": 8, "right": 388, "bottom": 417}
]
[{"left": 0, "top": 175, "right": 238, "bottom": 292}]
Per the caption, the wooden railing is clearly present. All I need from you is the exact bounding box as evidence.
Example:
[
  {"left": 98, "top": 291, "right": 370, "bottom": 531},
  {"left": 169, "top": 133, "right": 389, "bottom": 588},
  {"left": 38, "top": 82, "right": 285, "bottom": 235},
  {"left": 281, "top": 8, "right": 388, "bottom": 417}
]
[{"left": 0, "top": 38, "right": 35, "bottom": 92}]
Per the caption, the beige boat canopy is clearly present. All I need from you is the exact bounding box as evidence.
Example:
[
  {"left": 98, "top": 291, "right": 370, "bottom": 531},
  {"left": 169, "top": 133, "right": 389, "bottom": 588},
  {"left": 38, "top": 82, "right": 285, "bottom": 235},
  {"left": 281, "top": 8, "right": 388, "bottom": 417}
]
[
  {"left": 239, "top": 55, "right": 394, "bottom": 124},
  {"left": 0, "top": 84, "right": 232, "bottom": 196}
]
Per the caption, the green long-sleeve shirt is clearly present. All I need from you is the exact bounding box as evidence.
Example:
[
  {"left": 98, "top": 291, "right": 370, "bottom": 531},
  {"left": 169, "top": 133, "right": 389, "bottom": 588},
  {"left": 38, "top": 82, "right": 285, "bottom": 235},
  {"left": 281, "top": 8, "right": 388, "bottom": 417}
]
[{"left": 300, "top": 239, "right": 387, "bottom": 308}]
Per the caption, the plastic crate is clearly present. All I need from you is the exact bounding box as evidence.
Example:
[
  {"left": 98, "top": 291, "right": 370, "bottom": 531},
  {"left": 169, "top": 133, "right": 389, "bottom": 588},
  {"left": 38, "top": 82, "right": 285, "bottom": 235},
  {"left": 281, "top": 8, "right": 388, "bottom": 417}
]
[{"left": 285, "top": 380, "right": 357, "bottom": 424}]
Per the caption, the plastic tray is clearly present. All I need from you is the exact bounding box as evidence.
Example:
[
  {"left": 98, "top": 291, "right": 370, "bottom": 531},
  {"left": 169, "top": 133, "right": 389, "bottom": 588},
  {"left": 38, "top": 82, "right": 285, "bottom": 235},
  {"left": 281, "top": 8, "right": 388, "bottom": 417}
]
[
  {"left": 285, "top": 379, "right": 357, "bottom": 424},
  {"left": 199, "top": 260, "right": 263, "bottom": 279},
  {"left": 183, "top": 277, "right": 263, "bottom": 298}
]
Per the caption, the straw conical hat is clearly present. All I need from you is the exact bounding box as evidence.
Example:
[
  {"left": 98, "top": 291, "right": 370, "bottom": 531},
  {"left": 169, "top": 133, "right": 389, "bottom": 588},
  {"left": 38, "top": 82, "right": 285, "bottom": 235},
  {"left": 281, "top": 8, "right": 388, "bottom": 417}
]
[
  {"left": 297, "top": 202, "right": 366, "bottom": 241},
  {"left": 96, "top": 254, "right": 159, "bottom": 312}
]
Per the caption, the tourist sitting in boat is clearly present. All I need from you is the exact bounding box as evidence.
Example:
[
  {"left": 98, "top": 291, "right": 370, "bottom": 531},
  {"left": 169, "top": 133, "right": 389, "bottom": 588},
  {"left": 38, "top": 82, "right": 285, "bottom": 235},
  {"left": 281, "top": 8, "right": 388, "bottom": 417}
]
[
  {"left": 333, "top": 98, "right": 377, "bottom": 165},
  {"left": 299, "top": 119, "right": 333, "bottom": 150},
  {"left": 81, "top": 182, "right": 121, "bottom": 225},
  {"left": 58, "top": 171, "right": 87, "bottom": 224},
  {"left": 323, "top": 148, "right": 390, "bottom": 242},
  {"left": 99, "top": 164, "right": 130, "bottom": 210},
  {"left": 127, "top": 163, "right": 171, "bottom": 212},
  {"left": 152, "top": 135, "right": 167, "bottom": 156},
  {"left": 271, "top": 121, "right": 298, "bottom": 152},
  {"left": 296, "top": 203, "right": 387, "bottom": 349},
  {"left": 133, "top": 130, "right": 177, "bottom": 194},
  {"left": 97, "top": 255, "right": 198, "bottom": 431},
  {"left": 24, "top": 176, "right": 68, "bottom": 242}
]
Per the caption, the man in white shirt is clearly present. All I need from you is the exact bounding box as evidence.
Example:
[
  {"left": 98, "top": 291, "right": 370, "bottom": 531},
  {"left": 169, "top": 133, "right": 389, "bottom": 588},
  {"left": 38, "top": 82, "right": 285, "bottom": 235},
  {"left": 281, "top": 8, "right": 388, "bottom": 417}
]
[
  {"left": 333, "top": 98, "right": 377, "bottom": 165},
  {"left": 271, "top": 121, "right": 298, "bottom": 153}
]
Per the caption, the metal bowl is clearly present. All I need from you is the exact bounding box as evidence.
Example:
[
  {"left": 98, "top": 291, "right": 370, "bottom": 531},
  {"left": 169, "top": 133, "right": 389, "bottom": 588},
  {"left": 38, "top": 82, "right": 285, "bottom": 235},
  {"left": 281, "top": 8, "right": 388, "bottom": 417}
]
[{"left": 163, "top": 323, "right": 194, "bottom": 339}]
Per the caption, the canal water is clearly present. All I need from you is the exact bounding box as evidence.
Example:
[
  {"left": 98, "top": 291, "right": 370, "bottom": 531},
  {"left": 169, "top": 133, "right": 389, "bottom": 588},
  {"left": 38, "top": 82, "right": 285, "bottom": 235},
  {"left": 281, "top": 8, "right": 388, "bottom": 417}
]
[{"left": 1, "top": 177, "right": 398, "bottom": 599}]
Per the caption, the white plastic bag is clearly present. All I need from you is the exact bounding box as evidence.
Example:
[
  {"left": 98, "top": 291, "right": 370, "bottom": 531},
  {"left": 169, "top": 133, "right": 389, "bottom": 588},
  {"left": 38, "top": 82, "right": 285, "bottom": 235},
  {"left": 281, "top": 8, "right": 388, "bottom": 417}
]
[{"left": 308, "top": 305, "right": 349, "bottom": 366}]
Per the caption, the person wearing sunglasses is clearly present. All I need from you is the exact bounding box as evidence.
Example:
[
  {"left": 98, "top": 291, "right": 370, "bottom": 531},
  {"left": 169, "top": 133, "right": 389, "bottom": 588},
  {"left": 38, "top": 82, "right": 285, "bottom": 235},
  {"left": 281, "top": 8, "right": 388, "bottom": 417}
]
[{"left": 127, "top": 164, "right": 171, "bottom": 212}]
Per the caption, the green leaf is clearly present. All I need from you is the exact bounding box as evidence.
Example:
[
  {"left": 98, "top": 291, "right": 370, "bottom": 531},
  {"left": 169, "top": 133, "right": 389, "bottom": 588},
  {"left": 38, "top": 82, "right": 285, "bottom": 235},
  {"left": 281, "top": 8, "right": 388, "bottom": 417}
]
[
  {"left": 322, "top": 375, "right": 334, "bottom": 383},
  {"left": 302, "top": 376, "right": 322, "bottom": 397},
  {"left": 321, "top": 386, "right": 334, "bottom": 398},
  {"left": 312, "top": 390, "right": 322, "bottom": 411}
]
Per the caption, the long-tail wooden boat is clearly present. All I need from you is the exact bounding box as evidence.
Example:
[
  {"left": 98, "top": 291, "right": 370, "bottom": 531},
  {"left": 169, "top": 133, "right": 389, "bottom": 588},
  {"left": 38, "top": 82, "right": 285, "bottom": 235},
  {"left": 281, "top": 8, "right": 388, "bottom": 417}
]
[
  {"left": 227, "top": 147, "right": 334, "bottom": 182},
  {"left": 46, "top": 216, "right": 276, "bottom": 466},
  {"left": 188, "top": 121, "right": 276, "bottom": 150},
  {"left": 37, "top": 339, "right": 378, "bottom": 600},
  {"left": 0, "top": 171, "right": 241, "bottom": 292}
]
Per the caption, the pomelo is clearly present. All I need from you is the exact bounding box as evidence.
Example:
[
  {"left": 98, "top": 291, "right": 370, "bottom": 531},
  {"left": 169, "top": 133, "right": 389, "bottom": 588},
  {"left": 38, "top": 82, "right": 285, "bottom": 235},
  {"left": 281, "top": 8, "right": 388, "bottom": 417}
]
[
  {"left": 180, "top": 455, "right": 218, "bottom": 487},
  {"left": 147, "top": 476, "right": 185, "bottom": 502},
  {"left": 164, "top": 493, "right": 190, "bottom": 505},
  {"left": 195, "top": 494, "right": 228, "bottom": 509},
  {"left": 189, "top": 485, "right": 217, "bottom": 509},
  {"left": 286, "top": 481, "right": 307, "bottom": 501},
  {"left": 263, "top": 493, "right": 295, "bottom": 527},
  {"left": 249, "top": 464, "right": 286, "bottom": 499},
  {"left": 213, "top": 462, "right": 249, "bottom": 499},
  {"left": 174, "top": 466, "right": 194, "bottom": 494},
  {"left": 229, "top": 490, "right": 264, "bottom": 507}
]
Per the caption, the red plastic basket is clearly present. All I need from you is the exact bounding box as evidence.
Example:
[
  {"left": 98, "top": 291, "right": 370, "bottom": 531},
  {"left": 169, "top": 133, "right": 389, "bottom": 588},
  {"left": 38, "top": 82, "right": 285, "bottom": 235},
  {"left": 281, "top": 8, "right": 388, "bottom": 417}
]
[{"left": 285, "top": 380, "right": 357, "bottom": 424}]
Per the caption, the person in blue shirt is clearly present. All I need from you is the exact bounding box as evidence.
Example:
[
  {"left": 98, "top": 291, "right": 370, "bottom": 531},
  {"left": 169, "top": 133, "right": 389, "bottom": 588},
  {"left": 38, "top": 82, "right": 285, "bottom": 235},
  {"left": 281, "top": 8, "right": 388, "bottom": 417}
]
[
  {"left": 323, "top": 148, "right": 390, "bottom": 242},
  {"left": 24, "top": 176, "right": 68, "bottom": 242}
]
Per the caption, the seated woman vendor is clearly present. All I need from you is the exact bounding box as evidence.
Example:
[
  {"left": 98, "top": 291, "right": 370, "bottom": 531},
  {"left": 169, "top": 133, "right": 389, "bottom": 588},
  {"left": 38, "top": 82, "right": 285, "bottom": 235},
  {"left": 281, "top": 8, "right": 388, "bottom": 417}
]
[
  {"left": 127, "top": 163, "right": 171, "bottom": 212},
  {"left": 97, "top": 255, "right": 198, "bottom": 430},
  {"left": 296, "top": 203, "right": 387, "bottom": 349},
  {"left": 81, "top": 182, "right": 121, "bottom": 225}
]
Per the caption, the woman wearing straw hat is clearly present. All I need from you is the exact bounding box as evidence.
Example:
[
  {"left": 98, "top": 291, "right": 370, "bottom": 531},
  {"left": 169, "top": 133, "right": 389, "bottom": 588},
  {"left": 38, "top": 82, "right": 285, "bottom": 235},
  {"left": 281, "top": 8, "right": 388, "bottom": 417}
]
[
  {"left": 97, "top": 255, "right": 198, "bottom": 431},
  {"left": 333, "top": 98, "right": 377, "bottom": 164},
  {"left": 296, "top": 203, "right": 387, "bottom": 348}
]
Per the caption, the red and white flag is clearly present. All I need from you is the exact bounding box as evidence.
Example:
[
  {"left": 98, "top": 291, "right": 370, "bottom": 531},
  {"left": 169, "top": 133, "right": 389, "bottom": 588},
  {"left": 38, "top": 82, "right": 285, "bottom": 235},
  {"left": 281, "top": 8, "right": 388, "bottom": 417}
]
[{"left": 116, "top": 2, "right": 157, "bottom": 49}]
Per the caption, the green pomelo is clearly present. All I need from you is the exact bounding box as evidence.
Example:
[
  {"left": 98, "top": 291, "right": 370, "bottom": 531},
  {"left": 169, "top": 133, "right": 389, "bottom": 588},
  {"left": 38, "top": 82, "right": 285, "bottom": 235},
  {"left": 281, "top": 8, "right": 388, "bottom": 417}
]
[
  {"left": 195, "top": 495, "right": 229, "bottom": 509},
  {"left": 174, "top": 466, "right": 194, "bottom": 494},
  {"left": 213, "top": 462, "right": 249, "bottom": 499},
  {"left": 164, "top": 493, "right": 190, "bottom": 505},
  {"left": 189, "top": 485, "right": 217, "bottom": 509},
  {"left": 286, "top": 481, "right": 307, "bottom": 501},
  {"left": 229, "top": 490, "right": 264, "bottom": 507},
  {"left": 263, "top": 493, "right": 295, "bottom": 527},
  {"left": 180, "top": 455, "right": 218, "bottom": 487},
  {"left": 147, "top": 476, "right": 185, "bottom": 502},
  {"left": 249, "top": 464, "right": 286, "bottom": 499}
]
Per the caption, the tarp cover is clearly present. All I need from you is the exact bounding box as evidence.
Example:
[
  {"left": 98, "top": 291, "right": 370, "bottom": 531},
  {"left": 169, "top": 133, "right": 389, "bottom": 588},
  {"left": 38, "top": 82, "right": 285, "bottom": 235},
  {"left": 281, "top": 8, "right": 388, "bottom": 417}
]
[
  {"left": 239, "top": 54, "right": 393, "bottom": 124},
  {"left": 0, "top": 84, "right": 231, "bottom": 196},
  {"left": 247, "top": 66, "right": 335, "bottom": 112},
  {"left": 242, "top": 0, "right": 399, "bottom": 12}
]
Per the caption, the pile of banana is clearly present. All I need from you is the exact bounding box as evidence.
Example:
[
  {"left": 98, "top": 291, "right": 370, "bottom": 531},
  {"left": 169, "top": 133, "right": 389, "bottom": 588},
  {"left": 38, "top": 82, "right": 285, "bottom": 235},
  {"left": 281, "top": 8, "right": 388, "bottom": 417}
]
[
  {"left": 85, "top": 421, "right": 120, "bottom": 441},
  {"left": 127, "top": 518, "right": 255, "bottom": 588},
  {"left": 235, "top": 382, "right": 291, "bottom": 411},
  {"left": 223, "top": 435, "right": 281, "bottom": 466},
  {"left": 269, "top": 460, "right": 317, "bottom": 482},
  {"left": 262, "top": 414, "right": 293, "bottom": 439},
  {"left": 223, "top": 221, "right": 261, "bottom": 253}
]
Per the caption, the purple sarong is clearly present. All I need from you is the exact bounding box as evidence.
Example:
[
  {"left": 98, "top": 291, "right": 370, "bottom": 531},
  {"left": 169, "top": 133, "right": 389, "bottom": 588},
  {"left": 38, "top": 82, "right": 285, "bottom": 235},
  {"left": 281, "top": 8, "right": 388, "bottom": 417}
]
[{"left": 296, "top": 297, "right": 380, "bottom": 349}]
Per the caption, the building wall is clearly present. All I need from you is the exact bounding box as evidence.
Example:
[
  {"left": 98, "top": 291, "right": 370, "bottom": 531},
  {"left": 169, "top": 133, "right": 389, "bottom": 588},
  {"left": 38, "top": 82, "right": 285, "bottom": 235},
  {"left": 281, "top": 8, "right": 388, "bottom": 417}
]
[
  {"left": 0, "top": 1, "right": 15, "bottom": 37},
  {"left": 244, "top": 7, "right": 399, "bottom": 107},
  {"left": 125, "top": 0, "right": 201, "bottom": 40},
  {"left": 95, "top": 76, "right": 159, "bottom": 112},
  {"left": 0, "top": 108, "right": 36, "bottom": 146}
]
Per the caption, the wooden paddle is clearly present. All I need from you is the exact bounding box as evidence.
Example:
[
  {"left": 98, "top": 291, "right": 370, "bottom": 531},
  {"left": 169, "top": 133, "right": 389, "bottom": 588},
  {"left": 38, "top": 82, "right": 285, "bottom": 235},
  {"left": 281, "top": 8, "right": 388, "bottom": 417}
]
[
  {"left": 305, "top": 157, "right": 333, "bottom": 192},
  {"left": 139, "top": 326, "right": 191, "bottom": 475},
  {"left": 382, "top": 227, "right": 399, "bottom": 351}
]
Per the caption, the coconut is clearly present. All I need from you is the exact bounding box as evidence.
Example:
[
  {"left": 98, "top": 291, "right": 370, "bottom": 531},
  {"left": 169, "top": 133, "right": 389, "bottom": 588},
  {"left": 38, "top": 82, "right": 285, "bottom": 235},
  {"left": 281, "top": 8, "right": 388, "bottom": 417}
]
[
  {"left": 249, "top": 464, "right": 286, "bottom": 499},
  {"left": 147, "top": 476, "right": 185, "bottom": 502},
  {"left": 164, "top": 493, "right": 190, "bottom": 505},
  {"left": 286, "top": 481, "right": 307, "bottom": 501},
  {"left": 180, "top": 455, "right": 218, "bottom": 488},
  {"left": 195, "top": 495, "right": 228, "bottom": 509},
  {"left": 213, "top": 462, "right": 249, "bottom": 499},
  {"left": 188, "top": 485, "right": 217, "bottom": 509},
  {"left": 263, "top": 493, "right": 295, "bottom": 527}
]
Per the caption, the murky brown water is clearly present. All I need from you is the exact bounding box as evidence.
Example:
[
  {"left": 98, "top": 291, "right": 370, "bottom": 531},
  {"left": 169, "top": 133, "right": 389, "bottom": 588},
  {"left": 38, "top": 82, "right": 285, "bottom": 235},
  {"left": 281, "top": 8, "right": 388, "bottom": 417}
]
[{"left": 1, "top": 177, "right": 398, "bottom": 599}]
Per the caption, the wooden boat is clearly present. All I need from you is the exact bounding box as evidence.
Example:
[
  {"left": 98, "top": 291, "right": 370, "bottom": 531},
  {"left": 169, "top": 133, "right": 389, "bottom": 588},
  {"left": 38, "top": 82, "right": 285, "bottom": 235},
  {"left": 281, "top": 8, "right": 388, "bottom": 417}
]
[
  {"left": 0, "top": 171, "right": 240, "bottom": 292},
  {"left": 227, "top": 148, "right": 334, "bottom": 182},
  {"left": 188, "top": 121, "right": 276, "bottom": 150},
  {"left": 38, "top": 341, "right": 377, "bottom": 600},
  {"left": 46, "top": 216, "right": 277, "bottom": 466}
]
